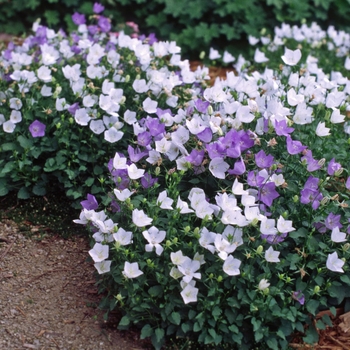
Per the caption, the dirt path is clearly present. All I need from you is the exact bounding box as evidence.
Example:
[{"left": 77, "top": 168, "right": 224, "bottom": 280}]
[{"left": 0, "top": 219, "right": 149, "bottom": 350}]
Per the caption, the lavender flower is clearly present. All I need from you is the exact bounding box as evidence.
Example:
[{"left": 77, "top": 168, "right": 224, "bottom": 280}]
[
  {"left": 327, "top": 158, "right": 341, "bottom": 176},
  {"left": 29, "top": 120, "right": 46, "bottom": 137},
  {"left": 292, "top": 291, "right": 305, "bottom": 305},
  {"left": 72, "top": 12, "right": 86, "bottom": 25},
  {"left": 325, "top": 213, "right": 343, "bottom": 230},
  {"left": 98, "top": 16, "right": 111, "bottom": 33},
  {"left": 80, "top": 194, "right": 98, "bottom": 210},
  {"left": 258, "top": 182, "right": 279, "bottom": 206},
  {"left": 286, "top": 136, "right": 307, "bottom": 155},
  {"left": 255, "top": 150, "right": 274, "bottom": 168},
  {"left": 141, "top": 173, "right": 158, "bottom": 189},
  {"left": 93, "top": 2, "right": 105, "bottom": 13}
]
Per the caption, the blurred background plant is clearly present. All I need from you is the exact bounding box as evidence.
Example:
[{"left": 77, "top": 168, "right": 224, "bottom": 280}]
[{"left": 1, "top": 0, "right": 350, "bottom": 60}]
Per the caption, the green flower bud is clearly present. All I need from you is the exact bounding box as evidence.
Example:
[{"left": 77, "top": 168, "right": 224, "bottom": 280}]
[
  {"left": 125, "top": 75, "right": 130, "bottom": 83},
  {"left": 343, "top": 243, "right": 350, "bottom": 252},
  {"left": 56, "top": 122, "right": 61, "bottom": 129},
  {"left": 334, "top": 168, "right": 344, "bottom": 177},
  {"left": 155, "top": 167, "right": 161, "bottom": 176},
  {"left": 207, "top": 105, "right": 213, "bottom": 115},
  {"left": 318, "top": 158, "right": 326, "bottom": 167},
  {"left": 209, "top": 273, "right": 214, "bottom": 279},
  {"left": 320, "top": 196, "right": 329, "bottom": 206},
  {"left": 194, "top": 227, "right": 200, "bottom": 236},
  {"left": 184, "top": 226, "right": 191, "bottom": 233},
  {"left": 199, "top": 51, "right": 205, "bottom": 60},
  {"left": 314, "top": 286, "right": 320, "bottom": 294},
  {"left": 69, "top": 117, "right": 74, "bottom": 124},
  {"left": 293, "top": 195, "right": 299, "bottom": 203},
  {"left": 263, "top": 288, "right": 269, "bottom": 295},
  {"left": 172, "top": 237, "right": 178, "bottom": 244},
  {"left": 115, "top": 294, "right": 123, "bottom": 301},
  {"left": 251, "top": 218, "right": 259, "bottom": 227},
  {"left": 166, "top": 240, "right": 172, "bottom": 247},
  {"left": 256, "top": 245, "right": 263, "bottom": 254},
  {"left": 217, "top": 276, "right": 223, "bottom": 282}
]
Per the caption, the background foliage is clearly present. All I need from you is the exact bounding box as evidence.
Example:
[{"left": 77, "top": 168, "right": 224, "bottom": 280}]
[{"left": 1, "top": 0, "right": 350, "bottom": 59}]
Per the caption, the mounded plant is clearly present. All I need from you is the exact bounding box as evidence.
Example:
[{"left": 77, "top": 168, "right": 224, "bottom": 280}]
[{"left": 1, "top": 3, "right": 350, "bottom": 350}]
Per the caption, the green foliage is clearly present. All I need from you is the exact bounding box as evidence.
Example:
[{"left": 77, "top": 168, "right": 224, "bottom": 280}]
[{"left": 2, "top": 0, "right": 350, "bottom": 58}]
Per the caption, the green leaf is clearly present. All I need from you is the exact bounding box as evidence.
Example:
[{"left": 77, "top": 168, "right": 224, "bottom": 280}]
[
  {"left": 154, "top": 328, "right": 164, "bottom": 344},
  {"left": 2, "top": 161, "right": 15, "bottom": 174},
  {"left": 169, "top": 311, "right": 181, "bottom": 325},
  {"left": 267, "top": 338, "right": 278, "bottom": 350},
  {"left": 32, "top": 184, "right": 46, "bottom": 196},
  {"left": 306, "top": 299, "right": 319, "bottom": 316},
  {"left": 181, "top": 322, "right": 191, "bottom": 333},
  {"left": 148, "top": 285, "right": 163, "bottom": 298},
  {"left": 193, "top": 322, "right": 201, "bottom": 332},
  {"left": 85, "top": 177, "right": 95, "bottom": 187},
  {"left": 141, "top": 324, "right": 153, "bottom": 339},
  {"left": 17, "top": 135, "right": 33, "bottom": 149},
  {"left": 341, "top": 275, "right": 350, "bottom": 285},
  {"left": 212, "top": 306, "right": 222, "bottom": 319},
  {"left": 18, "top": 187, "right": 30, "bottom": 199},
  {"left": 0, "top": 179, "right": 9, "bottom": 196},
  {"left": 303, "top": 325, "right": 319, "bottom": 344},
  {"left": 118, "top": 315, "right": 130, "bottom": 329},
  {"left": 1, "top": 142, "right": 21, "bottom": 152},
  {"left": 316, "top": 320, "right": 326, "bottom": 330}
]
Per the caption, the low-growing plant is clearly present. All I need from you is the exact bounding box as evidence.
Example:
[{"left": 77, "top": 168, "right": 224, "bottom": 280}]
[
  {"left": 73, "top": 13, "right": 350, "bottom": 350},
  {"left": 0, "top": 3, "right": 208, "bottom": 205},
  {"left": 1, "top": 3, "right": 350, "bottom": 349}
]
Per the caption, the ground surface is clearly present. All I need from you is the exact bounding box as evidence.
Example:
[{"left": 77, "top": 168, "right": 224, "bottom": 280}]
[{"left": 0, "top": 218, "right": 151, "bottom": 350}]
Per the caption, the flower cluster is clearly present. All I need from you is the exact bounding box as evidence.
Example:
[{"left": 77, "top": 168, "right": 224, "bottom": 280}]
[{"left": 1, "top": 3, "right": 350, "bottom": 349}]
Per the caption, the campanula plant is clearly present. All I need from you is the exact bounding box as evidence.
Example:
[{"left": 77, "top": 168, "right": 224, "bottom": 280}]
[
  {"left": 0, "top": 3, "right": 208, "bottom": 203},
  {"left": 1, "top": 3, "right": 350, "bottom": 350},
  {"left": 75, "top": 20, "right": 350, "bottom": 350}
]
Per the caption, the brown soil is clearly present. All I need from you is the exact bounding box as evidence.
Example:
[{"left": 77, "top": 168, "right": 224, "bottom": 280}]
[{"left": 0, "top": 218, "right": 152, "bottom": 350}]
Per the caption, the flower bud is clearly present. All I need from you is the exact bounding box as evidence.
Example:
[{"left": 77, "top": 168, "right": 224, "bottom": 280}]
[
  {"left": 256, "top": 245, "right": 263, "bottom": 254},
  {"left": 313, "top": 286, "right": 320, "bottom": 294},
  {"left": 125, "top": 75, "right": 130, "bottom": 83},
  {"left": 69, "top": 117, "right": 74, "bottom": 124},
  {"left": 318, "top": 158, "right": 326, "bottom": 167},
  {"left": 56, "top": 122, "right": 61, "bottom": 129},
  {"left": 115, "top": 294, "right": 123, "bottom": 301},
  {"left": 184, "top": 226, "right": 191, "bottom": 233},
  {"left": 320, "top": 196, "right": 329, "bottom": 206},
  {"left": 166, "top": 240, "right": 172, "bottom": 247},
  {"left": 207, "top": 105, "right": 213, "bottom": 115},
  {"left": 172, "top": 237, "right": 178, "bottom": 244},
  {"left": 155, "top": 167, "right": 160, "bottom": 176},
  {"left": 343, "top": 243, "right": 350, "bottom": 252},
  {"left": 194, "top": 227, "right": 200, "bottom": 236},
  {"left": 251, "top": 218, "right": 259, "bottom": 227},
  {"left": 120, "top": 96, "right": 126, "bottom": 104},
  {"left": 199, "top": 51, "right": 205, "bottom": 60},
  {"left": 263, "top": 288, "right": 270, "bottom": 295},
  {"left": 334, "top": 168, "right": 344, "bottom": 177},
  {"left": 293, "top": 195, "right": 299, "bottom": 203},
  {"left": 209, "top": 273, "right": 214, "bottom": 279},
  {"left": 217, "top": 276, "right": 223, "bottom": 282}
]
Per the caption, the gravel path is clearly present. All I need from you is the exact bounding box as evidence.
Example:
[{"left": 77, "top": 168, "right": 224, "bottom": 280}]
[{"left": 0, "top": 219, "right": 148, "bottom": 350}]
